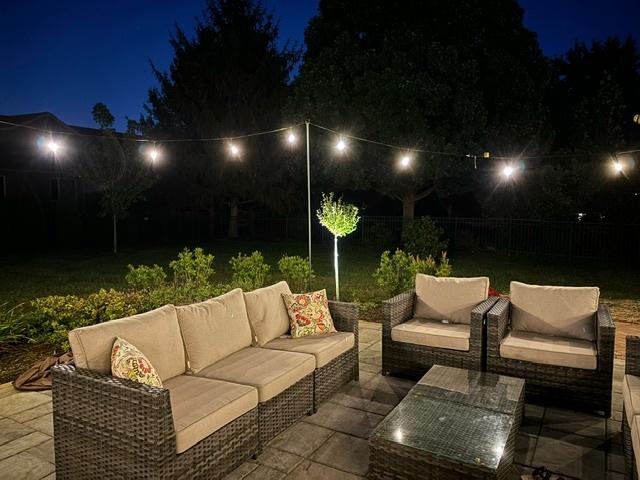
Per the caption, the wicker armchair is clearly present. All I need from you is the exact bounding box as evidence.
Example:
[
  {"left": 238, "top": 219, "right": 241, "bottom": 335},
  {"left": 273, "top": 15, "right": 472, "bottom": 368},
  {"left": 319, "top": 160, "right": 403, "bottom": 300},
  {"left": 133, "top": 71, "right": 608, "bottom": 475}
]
[
  {"left": 623, "top": 336, "right": 640, "bottom": 479},
  {"left": 52, "top": 364, "right": 258, "bottom": 480},
  {"left": 487, "top": 297, "right": 614, "bottom": 416},
  {"left": 382, "top": 289, "right": 498, "bottom": 377}
]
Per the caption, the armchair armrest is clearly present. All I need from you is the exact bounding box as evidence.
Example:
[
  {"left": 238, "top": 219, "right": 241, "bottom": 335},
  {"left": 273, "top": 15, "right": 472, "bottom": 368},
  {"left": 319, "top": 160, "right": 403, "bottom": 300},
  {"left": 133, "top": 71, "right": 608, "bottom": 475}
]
[
  {"left": 487, "top": 298, "right": 510, "bottom": 359},
  {"left": 52, "top": 364, "right": 175, "bottom": 463},
  {"left": 626, "top": 336, "right": 640, "bottom": 377},
  {"left": 470, "top": 296, "right": 499, "bottom": 344},
  {"left": 382, "top": 290, "right": 415, "bottom": 335},
  {"left": 329, "top": 300, "right": 359, "bottom": 345},
  {"left": 596, "top": 304, "right": 615, "bottom": 373}
]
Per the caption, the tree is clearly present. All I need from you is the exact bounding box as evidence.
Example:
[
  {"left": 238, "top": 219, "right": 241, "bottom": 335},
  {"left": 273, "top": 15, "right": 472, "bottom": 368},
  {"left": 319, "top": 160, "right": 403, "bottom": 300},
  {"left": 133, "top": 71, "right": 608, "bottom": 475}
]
[
  {"left": 291, "top": 0, "right": 550, "bottom": 225},
  {"left": 316, "top": 193, "right": 359, "bottom": 301},
  {"left": 143, "top": 0, "right": 300, "bottom": 238},
  {"left": 80, "top": 103, "right": 155, "bottom": 253}
]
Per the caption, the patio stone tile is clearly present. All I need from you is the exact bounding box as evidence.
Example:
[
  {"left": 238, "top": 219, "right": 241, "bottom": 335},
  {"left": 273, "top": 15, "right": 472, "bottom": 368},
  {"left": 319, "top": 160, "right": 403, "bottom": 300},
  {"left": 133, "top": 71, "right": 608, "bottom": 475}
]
[
  {"left": 0, "top": 451, "right": 55, "bottom": 480},
  {"left": 42, "top": 474, "right": 55, "bottom": 480},
  {"left": 224, "top": 461, "right": 258, "bottom": 480},
  {"left": 26, "top": 438, "right": 54, "bottom": 465},
  {"left": 358, "top": 329, "right": 381, "bottom": 346},
  {"left": 532, "top": 427, "right": 605, "bottom": 480},
  {"left": 25, "top": 413, "right": 54, "bottom": 436},
  {"left": 0, "top": 431, "right": 49, "bottom": 461},
  {"left": 607, "top": 442, "right": 625, "bottom": 473},
  {"left": 359, "top": 362, "right": 381, "bottom": 374},
  {"left": 359, "top": 321, "right": 381, "bottom": 331},
  {"left": 543, "top": 407, "right": 606, "bottom": 439},
  {"left": 515, "top": 433, "right": 537, "bottom": 466},
  {"left": 255, "top": 447, "right": 303, "bottom": 473},
  {"left": 358, "top": 348, "right": 381, "bottom": 366},
  {"left": 329, "top": 384, "right": 400, "bottom": 416},
  {"left": 302, "top": 403, "right": 384, "bottom": 438},
  {"left": 0, "top": 391, "right": 50, "bottom": 417},
  {"left": 511, "top": 464, "right": 534, "bottom": 480},
  {"left": 612, "top": 393, "right": 623, "bottom": 414},
  {"left": 357, "top": 370, "right": 377, "bottom": 384},
  {"left": 0, "top": 417, "right": 35, "bottom": 446},
  {"left": 268, "top": 422, "right": 334, "bottom": 457},
  {"left": 361, "top": 374, "right": 414, "bottom": 397},
  {"left": 8, "top": 403, "right": 52, "bottom": 423},
  {"left": 311, "top": 432, "right": 369, "bottom": 476},
  {"left": 521, "top": 404, "right": 544, "bottom": 436},
  {"left": 607, "top": 471, "right": 624, "bottom": 479},
  {"left": 0, "top": 383, "right": 17, "bottom": 400},
  {"left": 287, "top": 460, "right": 363, "bottom": 479},
  {"left": 607, "top": 419, "right": 622, "bottom": 445},
  {"left": 242, "top": 465, "right": 284, "bottom": 479}
]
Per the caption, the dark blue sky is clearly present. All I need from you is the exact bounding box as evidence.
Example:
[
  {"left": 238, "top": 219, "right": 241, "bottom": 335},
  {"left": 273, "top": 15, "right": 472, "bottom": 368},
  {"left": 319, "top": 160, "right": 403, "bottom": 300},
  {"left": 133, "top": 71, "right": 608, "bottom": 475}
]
[{"left": 1, "top": 0, "right": 638, "bottom": 130}]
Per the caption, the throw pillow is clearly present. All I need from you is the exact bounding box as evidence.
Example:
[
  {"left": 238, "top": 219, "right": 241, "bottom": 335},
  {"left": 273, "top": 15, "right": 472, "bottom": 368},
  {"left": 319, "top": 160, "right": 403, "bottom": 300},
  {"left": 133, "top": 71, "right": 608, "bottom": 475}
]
[
  {"left": 111, "top": 337, "right": 162, "bottom": 387},
  {"left": 282, "top": 289, "right": 337, "bottom": 338}
]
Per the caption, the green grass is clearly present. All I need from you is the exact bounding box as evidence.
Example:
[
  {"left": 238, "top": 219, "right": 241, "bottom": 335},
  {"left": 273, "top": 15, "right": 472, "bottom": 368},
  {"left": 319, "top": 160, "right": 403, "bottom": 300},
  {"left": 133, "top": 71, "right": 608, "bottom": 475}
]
[{"left": 0, "top": 240, "right": 639, "bottom": 305}]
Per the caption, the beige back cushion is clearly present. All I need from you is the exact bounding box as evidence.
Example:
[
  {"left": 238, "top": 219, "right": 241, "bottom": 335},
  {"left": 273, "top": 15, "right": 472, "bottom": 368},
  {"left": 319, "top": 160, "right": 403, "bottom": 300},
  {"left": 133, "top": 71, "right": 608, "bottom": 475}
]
[
  {"left": 510, "top": 281, "right": 599, "bottom": 341},
  {"left": 68, "top": 304, "right": 185, "bottom": 381},
  {"left": 414, "top": 275, "right": 489, "bottom": 324},
  {"left": 176, "top": 288, "right": 253, "bottom": 373},
  {"left": 244, "top": 281, "right": 292, "bottom": 346}
]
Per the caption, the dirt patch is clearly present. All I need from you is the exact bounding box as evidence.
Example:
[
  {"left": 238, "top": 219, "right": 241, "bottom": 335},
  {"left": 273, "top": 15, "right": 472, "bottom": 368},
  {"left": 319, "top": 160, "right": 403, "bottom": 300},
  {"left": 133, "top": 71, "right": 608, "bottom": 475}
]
[{"left": 0, "top": 343, "right": 58, "bottom": 385}]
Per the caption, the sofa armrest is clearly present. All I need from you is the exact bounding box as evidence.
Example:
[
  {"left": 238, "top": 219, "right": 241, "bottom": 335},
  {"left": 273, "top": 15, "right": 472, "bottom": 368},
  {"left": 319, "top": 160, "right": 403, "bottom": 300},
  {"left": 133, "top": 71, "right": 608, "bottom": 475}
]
[
  {"left": 487, "top": 298, "right": 510, "bottom": 359},
  {"left": 596, "top": 304, "right": 615, "bottom": 373},
  {"left": 382, "top": 290, "right": 415, "bottom": 337},
  {"left": 329, "top": 300, "right": 359, "bottom": 346},
  {"left": 52, "top": 364, "right": 176, "bottom": 462},
  {"left": 470, "top": 296, "right": 499, "bottom": 349},
  {"left": 626, "top": 336, "right": 640, "bottom": 377}
]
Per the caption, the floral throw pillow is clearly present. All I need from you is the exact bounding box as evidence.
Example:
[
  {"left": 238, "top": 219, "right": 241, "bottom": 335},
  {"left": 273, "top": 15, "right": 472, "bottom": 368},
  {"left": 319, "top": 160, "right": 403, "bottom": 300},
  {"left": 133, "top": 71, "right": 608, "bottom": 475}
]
[
  {"left": 111, "top": 337, "right": 162, "bottom": 387},
  {"left": 282, "top": 289, "right": 337, "bottom": 338}
]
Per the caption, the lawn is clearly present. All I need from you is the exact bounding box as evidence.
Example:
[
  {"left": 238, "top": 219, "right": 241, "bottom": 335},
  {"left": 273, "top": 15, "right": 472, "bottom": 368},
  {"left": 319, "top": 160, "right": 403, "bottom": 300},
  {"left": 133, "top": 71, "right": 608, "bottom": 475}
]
[{"left": 1, "top": 240, "right": 639, "bottom": 304}]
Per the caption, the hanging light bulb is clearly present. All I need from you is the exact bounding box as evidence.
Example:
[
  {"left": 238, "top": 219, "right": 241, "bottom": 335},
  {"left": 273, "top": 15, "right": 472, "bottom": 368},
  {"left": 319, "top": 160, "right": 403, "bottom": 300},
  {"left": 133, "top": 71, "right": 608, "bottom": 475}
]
[
  {"left": 47, "top": 140, "right": 60, "bottom": 154},
  {"left": 148, "top": 146, "right": 159, "bottom": 162},
  {"left": 229, "top": 142, "right": 241, "bottom": 158},
  {"left": 400, "top": 154, "right": 412, "bottom": 169},
  {"left": 502, "top": 165, "right": 514, "bottom": 178},
  {"left": 614, "top": 161, "right": 624, "bottom": 173},
  {"left": 286, "top": 130, "right": 297, "bottom": 145},
  {"left": 335, "top": 136, "right": 347, "bottom": 153}
]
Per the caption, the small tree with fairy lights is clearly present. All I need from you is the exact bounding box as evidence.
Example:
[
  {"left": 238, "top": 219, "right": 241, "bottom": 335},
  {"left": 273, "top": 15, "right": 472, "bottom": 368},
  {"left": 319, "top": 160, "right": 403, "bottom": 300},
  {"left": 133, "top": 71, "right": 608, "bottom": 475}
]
[{"left": 317, "top": 193, "right": 360, "bottom": 301}]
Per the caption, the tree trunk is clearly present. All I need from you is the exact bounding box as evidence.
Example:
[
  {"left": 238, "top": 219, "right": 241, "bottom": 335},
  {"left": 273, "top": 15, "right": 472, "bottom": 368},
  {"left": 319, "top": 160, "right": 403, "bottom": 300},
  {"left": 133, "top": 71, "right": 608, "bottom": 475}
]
[
  {"left": 228, "top": 198, "right": 239, "bottom": 239},
  {"left": 207, "top": 205, "right": 216, "bottom": 240},
  {"left": 333, "top": 235, "right": 340, "bottom": 301},
  {"left": 402, "top": 191, "right": 415, "bottom": 232},
  {"left": 112, "top": 214, "right": 117, "bottom": 254}
]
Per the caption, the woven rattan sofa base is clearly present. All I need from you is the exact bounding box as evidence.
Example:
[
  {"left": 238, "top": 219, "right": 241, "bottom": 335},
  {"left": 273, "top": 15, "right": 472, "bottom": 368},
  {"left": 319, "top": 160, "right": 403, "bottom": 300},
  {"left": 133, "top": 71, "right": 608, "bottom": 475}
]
[
  {"left": 258, "top": 373, "right": 313, "bottom": 448},
  {"left": 314, "top": 346, "right": 358, "bottom": 410},
  {"left": 623, "top": 408, "right": 639, "bottom": 480},
  {"left": 52, "top": 365, "right": 258, "bottom": 480}
]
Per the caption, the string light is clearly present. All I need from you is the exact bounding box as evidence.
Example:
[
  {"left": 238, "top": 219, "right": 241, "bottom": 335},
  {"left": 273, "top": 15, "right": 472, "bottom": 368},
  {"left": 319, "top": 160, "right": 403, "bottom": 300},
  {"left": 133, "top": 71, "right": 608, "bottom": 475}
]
[
  {"left": 228, "top": 142, "right": 241, "bottom": 158},
  {"left": 286, "top": 130, "right": 297, "bottom": 146},
  {"left": 399, "top": 154, "right": 412, "bottom": 169},
  {"left": 502, "top": 165, "right": 515, "bottom": 178},
  {"left": 148, "top": 146, "right": 159, "bottom": 162},
  {"left": 47, "top": 140, "right": 60, "bottom": 154},
  {"left": 614, "top": 161, "right": 624, "bottom": 174},
  {"left": 335, "top": 137, "right": 347, "bottom": 153}
]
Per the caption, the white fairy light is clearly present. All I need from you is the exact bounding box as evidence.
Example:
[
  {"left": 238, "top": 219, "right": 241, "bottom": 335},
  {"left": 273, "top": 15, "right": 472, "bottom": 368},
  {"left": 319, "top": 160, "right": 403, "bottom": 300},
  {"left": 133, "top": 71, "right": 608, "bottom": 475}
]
[
  {"left": 502, "top": 165, "right": 514, "bottom": 178},
  {"left": 614, "top": 161, "right": 623, "bottom": 173},
  {"left": 335, "top": 137, "right": 347, "bottom": 152},
  {"left": 400, "top": 155, "right": 412, "bottom": 168},
  {"left": 229, "top": 142, "right": 240, "bottom": 158},
  {"left": 286, "top": 131, "right": 297, "bottom": 145}
]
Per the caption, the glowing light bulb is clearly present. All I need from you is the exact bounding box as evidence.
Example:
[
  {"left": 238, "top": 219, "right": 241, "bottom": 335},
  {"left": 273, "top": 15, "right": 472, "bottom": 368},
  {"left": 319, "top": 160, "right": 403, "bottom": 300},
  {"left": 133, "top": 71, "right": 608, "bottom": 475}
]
[
  {"left": 502, "top": 166, "right": 514, "bottom": 178},
  {"left": 287, "top": 132, "right": 297, "bottom": 145},
  {"left": 148, "top": 148, "right": 159, "bottom": 162},
  {"left": 229, "top": 143, "right": 240, "bottom": 157},
  {"left": 47, "top": 141, "right": 59, "bottom": 154},
  {"left": 614, "top": 161, "right": 623, "bottom": 173},
  {"left": 400, "top": 155, "right": 412, "bottom": 168},
  {"left": 335, "top": 137, "right": 347, "bottom": 152}
]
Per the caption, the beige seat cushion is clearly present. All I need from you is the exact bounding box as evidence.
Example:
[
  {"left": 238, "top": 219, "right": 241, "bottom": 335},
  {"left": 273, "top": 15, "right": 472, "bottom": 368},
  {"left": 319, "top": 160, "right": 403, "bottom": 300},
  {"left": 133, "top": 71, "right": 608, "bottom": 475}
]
[
  {"left": 176, "top": 289, "right": 253, "bottom": 373},
  {"left": 244, "top": 281, "right": 292, "bottom": 346},
  {"left": 164, "top": 375, "right": 258, "bottom": 454},
  {"left": 632, "top": 416, "right": 640, "bottom": 474},
  {"left": 414, "top": 275, "right": 489, "bottom": 325},
  {"left": 391, "top": 318, "right": 470, "bottom": 351},
  {"left": 69, "top": 305, "right": 185, "bottom": 381},
  {"left": 500, "top": 331, "right": 597, "bottom": 370},
  {"left": 263, "top": 332, "right": 355, "bottom": 368},
  {"left": 196, "top": 347, "right": 315, "bottom": 402},
  {"left": 510, "top": 281, "right": 599, "bottom": 341},
  {"left": 624, "top": 374, "right": 640, "bottom": 425}
]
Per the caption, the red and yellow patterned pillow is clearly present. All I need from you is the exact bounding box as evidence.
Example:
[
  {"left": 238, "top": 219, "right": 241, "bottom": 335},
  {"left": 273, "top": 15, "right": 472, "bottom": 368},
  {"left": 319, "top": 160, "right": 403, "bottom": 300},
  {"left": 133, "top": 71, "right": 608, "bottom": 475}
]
[
  {"left": 111, "top": 337, "right": 162, "bottom": 387},
  {"left": 282, "top": 289, "right": 337, "bottom": 338}
]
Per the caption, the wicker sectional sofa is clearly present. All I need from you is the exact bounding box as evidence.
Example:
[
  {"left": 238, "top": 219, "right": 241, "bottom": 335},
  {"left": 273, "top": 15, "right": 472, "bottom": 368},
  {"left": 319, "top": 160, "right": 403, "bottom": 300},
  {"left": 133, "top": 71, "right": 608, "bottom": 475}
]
[{"left": 52, "top": 281, "right": 358, "bottom": 480}]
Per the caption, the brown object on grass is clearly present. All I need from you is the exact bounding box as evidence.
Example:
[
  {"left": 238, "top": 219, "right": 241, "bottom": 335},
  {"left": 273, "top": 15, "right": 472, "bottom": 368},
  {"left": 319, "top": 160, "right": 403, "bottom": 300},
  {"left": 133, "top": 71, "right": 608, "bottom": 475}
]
[{"left": 13, "top": 351, "right": 73, "bottom": 391}]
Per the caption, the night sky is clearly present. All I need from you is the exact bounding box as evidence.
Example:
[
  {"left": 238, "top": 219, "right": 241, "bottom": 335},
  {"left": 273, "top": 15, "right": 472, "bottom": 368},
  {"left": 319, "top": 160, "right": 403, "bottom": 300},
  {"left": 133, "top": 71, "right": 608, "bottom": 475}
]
[{"left": 1, "top": 0, "right": 638, "bottom": 131}]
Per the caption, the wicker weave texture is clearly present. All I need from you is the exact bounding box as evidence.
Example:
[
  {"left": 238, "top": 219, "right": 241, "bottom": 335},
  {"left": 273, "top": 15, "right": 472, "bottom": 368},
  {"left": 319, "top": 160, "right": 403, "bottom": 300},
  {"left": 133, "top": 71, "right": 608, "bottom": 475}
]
[
  {"left": 381, "top": 290, "right": 497, "bottom": 377},
  {"left": 52, "top": 364, "right": 258, "bottom": 480},
  {"left": 486, "top": 298, "right": 615, "bottom": 415}
]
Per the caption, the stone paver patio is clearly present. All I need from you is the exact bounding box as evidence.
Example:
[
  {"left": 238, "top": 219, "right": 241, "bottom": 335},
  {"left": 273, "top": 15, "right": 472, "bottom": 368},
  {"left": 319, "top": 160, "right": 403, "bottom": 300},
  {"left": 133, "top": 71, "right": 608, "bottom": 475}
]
[{"left": 0, "top": 321, "right": 627, "bottom": 480}]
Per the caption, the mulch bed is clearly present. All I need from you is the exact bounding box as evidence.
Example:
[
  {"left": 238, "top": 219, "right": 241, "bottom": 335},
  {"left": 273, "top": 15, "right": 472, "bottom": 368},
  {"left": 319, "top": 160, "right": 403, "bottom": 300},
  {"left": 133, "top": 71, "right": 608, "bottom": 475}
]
[{"left": 0, "top": 342, "right": 58, "bottom": 385}]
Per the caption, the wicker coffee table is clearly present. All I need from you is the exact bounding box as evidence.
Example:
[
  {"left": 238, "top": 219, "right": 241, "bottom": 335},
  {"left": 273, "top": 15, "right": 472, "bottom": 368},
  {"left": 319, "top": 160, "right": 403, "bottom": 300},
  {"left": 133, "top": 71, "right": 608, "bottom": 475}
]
[{"left": 369, "top": 365, "right": 525, "bottom": 480}]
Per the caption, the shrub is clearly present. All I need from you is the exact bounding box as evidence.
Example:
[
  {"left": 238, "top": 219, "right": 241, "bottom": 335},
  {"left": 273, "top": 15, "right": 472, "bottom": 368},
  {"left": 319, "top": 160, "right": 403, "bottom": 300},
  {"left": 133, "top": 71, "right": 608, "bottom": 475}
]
[
  {"left": 230, "top": 251, "right": 270, "bottom": 291},
  {"left": 169, "top": 247, "right": 215, "bottom": 288},
  {"left": 0, "top": 303, "right": 30, "bottom": 350},
  {"left": 136, "top": 284, "right": 228, "bottom": 311},
  {"left": 125, "top": 264, "right": 166, "bottom": 290},
  {"left": 278, "top": 255, "right": 313, "bottom": 292},
  {"left": 85, "top": 289, "right": 140, "bottom": 323},
  {"left": 30, "top": 295, "right": 91, "bottom": 351},
  {"left": 403, "top": 217, "right": 448, "bottom": 259},
  {"left": 373, "top": 249, "right": 453, "bottom": 296}
]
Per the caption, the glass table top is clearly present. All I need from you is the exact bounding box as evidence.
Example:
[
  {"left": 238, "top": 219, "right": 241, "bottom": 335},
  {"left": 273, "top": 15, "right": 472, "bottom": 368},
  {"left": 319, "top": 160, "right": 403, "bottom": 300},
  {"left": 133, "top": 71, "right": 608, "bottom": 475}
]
[{"left": 371, "top": 365, "right": 525, "bottom": 472}]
